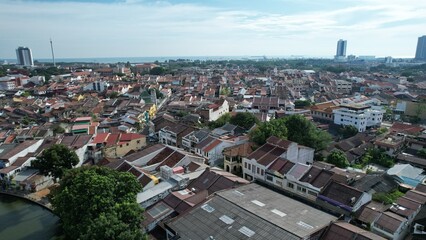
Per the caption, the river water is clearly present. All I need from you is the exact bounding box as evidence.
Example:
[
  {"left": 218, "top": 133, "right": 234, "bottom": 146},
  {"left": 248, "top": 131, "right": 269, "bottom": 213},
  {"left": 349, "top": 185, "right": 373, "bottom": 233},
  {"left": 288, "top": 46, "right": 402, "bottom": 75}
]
[{"left": 0, "top": 194, "right": 60, "bottom": 240}]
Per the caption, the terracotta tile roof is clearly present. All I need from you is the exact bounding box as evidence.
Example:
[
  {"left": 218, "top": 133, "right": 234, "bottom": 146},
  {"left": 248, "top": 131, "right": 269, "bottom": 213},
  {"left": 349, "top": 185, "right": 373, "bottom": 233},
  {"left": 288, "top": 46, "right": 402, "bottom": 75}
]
[
  {"left": 4, "top": 134, "right": 16, "bottom": 144},
  {"left": 287, "top": 163, "right": 310, "bottom": 179},
  {"left": 247, "top": 143, "right": 275, "bottom": 160},
  {"left": 356, "top": 205, "right": 382, "bottom": 224},
  {"left": 320, "top": 181, "right": 363, "bottom": 207},
  {"left": 120, "top": 133, "right": 144, "bottom": 142},
  {"left": 74, "top": 116, "right": 92, "bottom": 122},
  {"left": 147, "top": 147, "right": 175, "bottom": 166},
  {"left": 299, "top": 166, "right": 334, "bottom": 188},
  {"left": 203, "top": 139, "right": 222, "bottom": 153},
  {"left": 0, "top": 166, "right": 19, "bottom": 174},
  {"left": 415, "top": 183, "right": 426, "bottom": 194},
  {"left": 0, "top": 140, "right": 38, "bottom": 161},
  {"left": 322, "top": 222, "right": 385, "bottom": 240},
  {"left": 11, "top": 156, "right": 31, "bottom": 167},
  {"left": 374, "top": 211, "right": 406, "bottom": 234},
  {"left": 195, "top": 136, "right": 215, "bottom": 150},
  {"left": 392, "top": 197, "right": 421, "bottom": 217},
  {"left": 123, "top": 144, "right": 165, "bottom": 162},
  {"left": 258, "top": 147, "right": 286, "bottom": 166},
  {"left": 156, "top": 151, "right": 185, "bottom": 170},
  {"left": 186, "top": 162, "right": 202, "bottom": 172},
  {"left": 116, "top": 161, "right": 132, "bottom": 172},
  {"left": 266, "top": 136, "right": 293, "bottom": 149},
  {"left": 106, "top": 134, "right": 120, "bottom": 147},
  {"left": 92, "top": 133, "right": 110, "bottom": 144},
  {"left": 267, "top": 158, "right": 295, "bottom": 175},
  {"left": 187, "top": 168, "right": 247, "bottom": 195},
  {"left": 390, "top": 122, "right": 424, "bottom": 135},
  {"left": 404, "top": 190, "right": 426, "bottom": 204}
]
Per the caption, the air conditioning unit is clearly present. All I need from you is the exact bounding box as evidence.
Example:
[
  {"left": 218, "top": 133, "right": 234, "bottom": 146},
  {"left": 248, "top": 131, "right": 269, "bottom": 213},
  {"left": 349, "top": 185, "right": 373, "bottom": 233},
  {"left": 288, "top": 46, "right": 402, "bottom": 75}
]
[{"left": 160, "top": 166, "right": 173, "bottom": 180}]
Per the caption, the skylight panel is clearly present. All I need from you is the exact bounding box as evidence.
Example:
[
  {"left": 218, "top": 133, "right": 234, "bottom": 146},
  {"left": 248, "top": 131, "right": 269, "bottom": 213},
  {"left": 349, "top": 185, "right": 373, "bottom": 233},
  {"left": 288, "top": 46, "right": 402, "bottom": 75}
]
[
  {"left": 297, "top": 221, "right": 314, "bottom": 229},
  {"left": 219, "top": 215, "right": 234, "bottom": 224},
  {"left": 239, "top": 226, "right": 255, "bottom": 237},
  {"left": 271, "top": 209, "right": 286, "bottom": 217},
  {"left": 201, "top": 204, "right": 215, "bottom": 213},
  {"left": 251, "top": 200, "right": 265, "bottom": 207}
]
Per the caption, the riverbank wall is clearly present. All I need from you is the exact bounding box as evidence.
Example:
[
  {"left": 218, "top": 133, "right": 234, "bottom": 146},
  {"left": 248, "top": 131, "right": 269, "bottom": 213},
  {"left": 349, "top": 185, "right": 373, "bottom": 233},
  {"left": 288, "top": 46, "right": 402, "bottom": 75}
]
[{"left": 0, "top": 190, "right": 54, "bottom": 212}]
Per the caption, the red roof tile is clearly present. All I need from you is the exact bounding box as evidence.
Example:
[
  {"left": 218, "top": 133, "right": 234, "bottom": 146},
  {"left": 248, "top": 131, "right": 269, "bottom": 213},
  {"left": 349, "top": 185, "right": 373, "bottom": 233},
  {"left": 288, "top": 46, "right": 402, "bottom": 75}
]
[
  {"left": 92, "top": 133, "right": 110, "bottom": 144},
  {"left": 106, "top": 134, "right": 120, "bottom": 147},
  {"left": 203, "top": 139, "right": 222, "bottom": 153},
  {"left": 120, "top": 133, "right": 144, "bottom": 142}
]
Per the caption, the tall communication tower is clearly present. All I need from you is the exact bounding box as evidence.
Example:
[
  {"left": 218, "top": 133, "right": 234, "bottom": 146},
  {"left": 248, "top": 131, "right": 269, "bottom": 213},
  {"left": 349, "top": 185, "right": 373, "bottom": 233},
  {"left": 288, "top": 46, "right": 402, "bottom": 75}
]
[{"left": 50, "top": 38, "right": 56, "bottom": 67}]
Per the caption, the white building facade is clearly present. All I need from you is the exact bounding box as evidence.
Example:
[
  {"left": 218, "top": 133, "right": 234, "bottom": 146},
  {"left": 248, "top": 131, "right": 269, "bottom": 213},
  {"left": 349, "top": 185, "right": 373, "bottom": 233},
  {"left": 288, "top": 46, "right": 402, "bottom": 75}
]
[{"left": 333, "top": 105, "right": 384, "bottom": 132}]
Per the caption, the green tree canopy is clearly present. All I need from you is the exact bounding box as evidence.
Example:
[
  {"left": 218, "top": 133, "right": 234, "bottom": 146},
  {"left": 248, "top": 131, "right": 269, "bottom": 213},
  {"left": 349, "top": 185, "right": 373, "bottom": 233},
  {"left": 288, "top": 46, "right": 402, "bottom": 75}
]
[
  {"left": 149, "top": 66, "right": 166, "bottom": 75},
  {"left": 108, "top": 91, "right": 120, "bottom": 99},
  {"left": 32, "top": 144, "right": 79, "bottom": 180},
  {"left": 248, "top": 115, "right": 331, "bottom": 150},
  {"left": 229, "top": 112, "right": 259, "bottom": 130},
  {"left": 249, "top": 118, "right": 288, "bottom": 145},
  {"left": 208, "top": 113, "right": 231, "bottom": 129},
  {"left": 283, "top": 115, "right": 332, "bottom": 151},
  {"left": 418, "top": 148, "right": 426, "bottom": 159},
  {"left": 373, "top": 189, "right": 404, "bottom": 205},
  {"left": 361, "top": 148, "right": 394, "bottom": 168},
  {"left": 51, "top": 166, "right": 144, "bottom": 240},
  {"left": 339, "top": 125, "right": 359, "bottom": 139},
  {"left": 326, "top": 150, "right": 349, "bottom": 168},
  {"left": 220, "top": 87, "right": 231, "bottom": 96},
  {"left": 52, "top": 124, "right": 65, "bottom": 135},
  {"left": 294, "top": 100, "right": 311, "bottom": 108}
]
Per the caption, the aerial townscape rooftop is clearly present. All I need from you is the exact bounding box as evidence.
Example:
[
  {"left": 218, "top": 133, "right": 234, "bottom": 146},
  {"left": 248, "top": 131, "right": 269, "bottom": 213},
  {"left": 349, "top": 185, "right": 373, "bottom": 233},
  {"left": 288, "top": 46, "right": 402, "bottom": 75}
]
[{"left": 2, "top": 0, "right": 426, "bottom": 239}]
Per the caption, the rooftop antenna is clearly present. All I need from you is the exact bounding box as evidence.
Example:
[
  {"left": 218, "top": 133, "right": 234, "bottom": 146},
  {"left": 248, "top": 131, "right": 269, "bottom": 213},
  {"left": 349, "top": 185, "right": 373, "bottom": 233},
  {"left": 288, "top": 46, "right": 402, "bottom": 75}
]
[{"left": 50, "top": 38, "right": 56, "bottom": 67}]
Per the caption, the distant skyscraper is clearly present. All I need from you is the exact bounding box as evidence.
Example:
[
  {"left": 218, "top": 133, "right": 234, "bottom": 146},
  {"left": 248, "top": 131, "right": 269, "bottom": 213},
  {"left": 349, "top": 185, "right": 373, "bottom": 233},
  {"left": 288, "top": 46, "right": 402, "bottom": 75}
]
[
  {"left": 335, "top": 39, "right": 347, "bottom": 57},
  {"left": 415, "top": 36, "right": 426, "bottom": 60},
  {"left": 16, "top": 46, "right": 34, "bottom": 66}
]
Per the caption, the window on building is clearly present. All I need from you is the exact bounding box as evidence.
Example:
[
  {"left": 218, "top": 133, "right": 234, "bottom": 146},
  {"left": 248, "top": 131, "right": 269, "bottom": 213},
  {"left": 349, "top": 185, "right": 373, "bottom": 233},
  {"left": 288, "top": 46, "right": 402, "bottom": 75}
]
[
  {"left": 257, "top": 168, "right": 260, "bottom": 174},
  {"left": 287, "top": 182, "right": 294, "bottom": 189},
  {"left": 248, "top": 164, "right": 251, "bottom": 170},
  {"left": 308, "top": 191, "right": 317, "bottom": 196},
  {"left": 261, "top": 169, "right": 264, "bottom": 176},
  {"left": 266, "top": 175, "right": 273, "bottom": 181},
  {"left": 244, "top": 162, "right": 247, "bottom": 168},
  {"left": 126, "top": 143, "right": 129, "bottom": 146},
  {"left": 297, "top": 186, "right": 306, "bottom": 193},
  {"left": 137, "top": 140, "right": 140, "bottom": 144}
]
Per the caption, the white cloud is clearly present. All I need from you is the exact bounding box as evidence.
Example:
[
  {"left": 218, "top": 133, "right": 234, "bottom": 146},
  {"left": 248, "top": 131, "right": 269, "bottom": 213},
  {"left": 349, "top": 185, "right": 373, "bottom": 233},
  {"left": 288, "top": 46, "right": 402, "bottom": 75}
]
[{"left": 0, "top": 0, "right": 425, "bottom": 58}]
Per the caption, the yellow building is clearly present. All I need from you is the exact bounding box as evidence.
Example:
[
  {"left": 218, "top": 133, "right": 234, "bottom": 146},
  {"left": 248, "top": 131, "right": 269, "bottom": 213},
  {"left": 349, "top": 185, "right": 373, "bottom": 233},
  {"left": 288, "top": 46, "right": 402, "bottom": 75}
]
[{"left": 90, "top": 132, "right": 146, "bottom": 159}]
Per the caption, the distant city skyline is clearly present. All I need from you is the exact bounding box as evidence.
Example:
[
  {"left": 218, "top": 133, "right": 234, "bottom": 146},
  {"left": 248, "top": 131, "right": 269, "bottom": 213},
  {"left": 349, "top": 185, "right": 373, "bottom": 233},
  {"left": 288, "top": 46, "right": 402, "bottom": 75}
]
[
  {"left": 1, "top": 0, "right": 426, "bottom": 59},
  {"left": 415, "top": 36, "right": 426, "bottom": 60}
]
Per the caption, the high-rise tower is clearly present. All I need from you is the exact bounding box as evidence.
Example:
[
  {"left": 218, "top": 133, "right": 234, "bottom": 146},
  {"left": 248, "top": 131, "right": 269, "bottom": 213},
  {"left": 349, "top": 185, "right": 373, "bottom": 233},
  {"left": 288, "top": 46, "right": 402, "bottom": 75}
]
[
  {"left": 16, "top": 46, "right": 34, "bottom": 66},
  {"left": 335, "top": 39, "right": 347, "bottom": 58},
  {"left": 415, "top": 36, "right": 426, "bottom": 60}
]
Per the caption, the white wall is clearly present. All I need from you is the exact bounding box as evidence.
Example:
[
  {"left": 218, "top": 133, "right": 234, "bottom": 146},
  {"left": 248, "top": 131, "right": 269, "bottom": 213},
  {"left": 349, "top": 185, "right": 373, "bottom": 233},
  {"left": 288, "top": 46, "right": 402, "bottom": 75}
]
[
  {"left": 284, "top": 143, "right": 298, "bottom": 162},
  {"left": 6, "top": 140, "right": 44, "bottom": 167},
  {"left": 297, "top": 147, "right": 315, "bottom": 164},
  {"left": 353, "top": 192, "right": 372, "bottom": 212}
]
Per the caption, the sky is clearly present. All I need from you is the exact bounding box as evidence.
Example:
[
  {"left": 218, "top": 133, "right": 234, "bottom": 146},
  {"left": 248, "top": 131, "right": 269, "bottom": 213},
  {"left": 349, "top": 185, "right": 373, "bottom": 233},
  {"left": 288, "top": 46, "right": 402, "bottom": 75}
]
[{"left": 1, "top": 0, "right": 426, "bottom": 59}]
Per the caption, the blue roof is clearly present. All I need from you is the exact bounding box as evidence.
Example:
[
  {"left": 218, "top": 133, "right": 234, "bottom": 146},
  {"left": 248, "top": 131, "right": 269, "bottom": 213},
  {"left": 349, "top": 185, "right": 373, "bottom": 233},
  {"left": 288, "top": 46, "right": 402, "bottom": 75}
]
[{"left": 400, "top": 176, "right": 421, "bottom": 187}]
